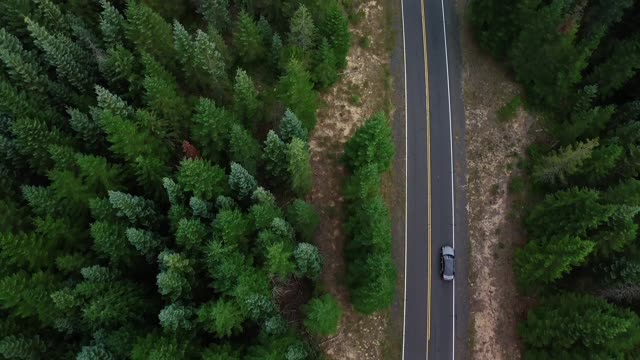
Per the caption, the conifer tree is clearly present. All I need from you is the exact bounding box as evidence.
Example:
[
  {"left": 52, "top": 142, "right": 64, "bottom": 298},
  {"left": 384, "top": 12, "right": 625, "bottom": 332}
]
[
  {"left": 234, "top": 11, "right": 264, "bottom": 63},
  {"left": 313, "top": 38, "right": 338, "bottom": 89},
  {"left": 531, "top": 138, "right": 598, "bottom": 185},
  {"left": 91, "top": 221, "right": 136, "bottom": 266},
  {"left": 294, "top": 243, "right": 322, "bottom": 280},
  {"left": 557, "top": 86, "right": 616, "bottom": 144},
  {"left": 126, "top": 228, "right": 162, "bottom": 261},
  {"left": 159, "top": 304, "right": 196, "bottom": 333},
  {"left": 266, "top": 242, "right": 296, "bottom": 278},
  {"left": 262, "top": 130, "right": 289, "bottom": 185},
  {"left": 515, "top": 236, "right": 595, "bottom": 291},
  {"left": 229, "top": 162, "right": 257, "bottom": 200},
  {"left": 320, "top": 1, "right": 350, "bottom": 69},
  {"left": 0, "top": 28, "right": 49, "bottom": 93},
  {"left": 99, "top": 0, "right": 124, "bottom": 48},
  {"left": 229, "top": 124, "right": 261, "bottom": 176},
  {"left": 287, "top": 138, "right": 313, "bottom": 196},
  {"left": 279, "top": 109, "right": 307, "bottom": 143},
  {"left": 588, "top": 33, "right": 640, "bottom": 99},
  {"left": 191, "top": 98, "right": 236, "bottom": 162},
  {"left": 157, "top": 250, "right": 195, "bottom": 302},
  {"left": 197, "top": 299, "right": 245, "bottom": 337},
  {"left": 469, "top": 0, "right": 529, "bottom": 59},
  {"left": 25, "top": 17, "right": 95, "bottom": 90},
  {"left": 233, "top": 68, "right": 260, "bottom": 126},
  {"left": 344, "top": 112, "right": 394, "bottom": 173},
  {"left": 304, "top": 294, "right": 341, "bottom": 336},
  {"left": 520, "top": 293, "right": 640, "bottom": 358},
  {"left": 270, "top": 33, "right": 283, "bottom": 68},
  {"left": 277, "top": 59, "right": 318, "bottom": 130},
  {"left": 250, "top": 188, "right": 284, "bottom": 230},
  {"left": 288, "top": 5, "right": 316, "bottom": 55},
  {"left": 125, "top": 1, "right": 175, "bottom": 66},
  {"left": 199, "top": 0, "right": 230, "bottom": 32},
  {"left": 287, "top": 199, "right": 319, "bottom": 242},
  {"left": 214, "top": 208, "right": 252, "bottom": 247},
  {"left": 107, "top": 190, "right": 157, "bottom": 226},
  {"left": 176, "top": 218, "right": 208, "bottom": 253},
  {"left": 0, "top": 335, "right": 47, "bottom": 360},
  {"left": 177, "top": 158, "right": 228, "bottom": 202}
]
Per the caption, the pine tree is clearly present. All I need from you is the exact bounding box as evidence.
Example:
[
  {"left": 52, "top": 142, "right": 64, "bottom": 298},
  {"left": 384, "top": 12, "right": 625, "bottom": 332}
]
[
  {"left": 197, "top": 299, "right": 245, "bottom": 337},
  {"left": 158, "top": 304, "right": 196, "bottom": 333},
  {"left": 557, "top": 86, "right": 616, "bottom": 144},
  {"left": 91, "top": 221, "right": 136, "bottom": 266},
  {"left": 574, "top": 142, "right": 623, "bottom": 186},
  {"left": 294, "top": 243, "right": 322, "bottom": 280},
  {"left": 262, "top": 130, "right": 289, "bottom": 185},
  {"left": 234, "top": 11, "right": 264, "bottom": 63},
  {"left": 270, "top": 32, "right": 283, "bottom": 69},
  {"left": 588, "top": 33, "right": 640, "bottom": 99},
  {"left": 177, "top": 158, "right": 228, "bottom": 202},
  {"left": 345, "top": 164, "right": 381, "bottom": 203},
  {"left": 77, "top": 344, "right": 115, "bottom": 360},
  {"left": 277, "top": 59, "right": 318, "bottom": 130},
  {"left": 229, "top": 124, "right": 261, "bottom": 175},
  {"left": 0, "top": 79, "right": 60, "bottom": 124},
  {"left": 11, "top": 117, "right": 66, "bottom": 173},
  {"left": 515, "top": 236, "right": 595, "bottom": 291},
  {"left": 531, "top": 138, "right": 598, "bottom": 185},
  {"left": 101, "top": 45, "right": 140, "bottom": 96},
  {"left": 76, "top": 154, "right": 123, "bottom": 194},
  {"left": 266, "top": 241, "right": 296, "bottom": 278},
  {"left": 250, "top": 189, "right": 284, "bottom": 230},
  {"left": 99, "top": 0, "right": 124, "bottom": 48},
  {"left": 176, "top": 218, "right": 208, "bottom": 252},
  {"left": 313, "top": 38, "right": 338, "bottom": 89},
  {"left": 213, "top": 208, "right": 251, "bottom": 247},
  {"left": 286, "top": 199, "right": 319, "bottom": 242},
  {"left": 0, "top": 335, "right": 47, "bottom": 360},
  {"left": 229, "top": 162, "right": 257, "bottom": 200},
  {"left": 520, "top": 293, "right": 640, "bottom": 358},
  {"left": 287, "top": 138, "right": 313, "bottom": 196},
  {"left": 591, "top": 205, "right": 640, "bottom": 258},
  {"left": 25, "top": 17, "right": 95, "bottom": 90},
  {"left": 525, "top": 187, "right": 613, "bottom": 240},
  {"left": 199, "top": 0, "right": 230, "bottom": 32},
  {"left": 469, "top": 0, "right": 530, "bottom": 59},
  {"left": 125, "top": 1, "right": 175, "bottom": 66},
  {"left": 191, "top": 98, "right": 236, "bottom": 162},
  {"left": 0, "top": 271, "right": 59, "bottom": 326},
  {"left": 189, "top": 196, "right": 212, "bottom": 218},
  {"left": 320, "top": 1, "right": 350, "bottom": 69},
  {"left": 233, "top": 68, "right": 261, "bottom": 126},
  {"left": 344, "top": 112, "right": 394, "bottom": 173},
  {"left": 206, "top": 241, "right": 248, "bottom": 292},
  {"left": 126, "top": 228, "right": 162, "bottom": 261},
  {"left": 288, "top": 5, "right": 316, "bottom": 55},
  {"left": 156, "top": 250, "right": 195, "bottom": 302},
  {"left": 107, "top": 190, "right": 157, "bottom": 226},
  {"left": 143, "top": 73, "right": 189, "bottom": 127},
  {"left": 304, "top": 294, "right": 341, "bottom": 336},
  {"left": 279, "top": 109, "right": 307, "bottom": 143},
  {"left": 0, "top": 28, "right": 49, "bottom": 93}
]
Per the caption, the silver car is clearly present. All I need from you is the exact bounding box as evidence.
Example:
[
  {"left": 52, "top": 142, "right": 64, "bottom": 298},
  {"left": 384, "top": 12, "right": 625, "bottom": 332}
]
[{"left": 441, "top": 246, "right": 455, "bottom": 281}]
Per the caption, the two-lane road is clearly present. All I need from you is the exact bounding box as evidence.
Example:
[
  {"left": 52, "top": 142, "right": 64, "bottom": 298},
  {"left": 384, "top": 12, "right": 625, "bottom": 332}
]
[{"left": 401, "top": 0, "right": 465, "bottom": 358}]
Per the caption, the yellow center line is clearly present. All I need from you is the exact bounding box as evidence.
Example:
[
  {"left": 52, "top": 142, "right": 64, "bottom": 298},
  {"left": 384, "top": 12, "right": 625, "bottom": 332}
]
[{"left": 420, "top": 0, "right": 433, "bottom": 353}]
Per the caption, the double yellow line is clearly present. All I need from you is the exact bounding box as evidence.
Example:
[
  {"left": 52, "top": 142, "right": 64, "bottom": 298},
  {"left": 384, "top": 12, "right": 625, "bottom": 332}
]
[{"left": 420, "top": 0, "right": 433, "bottom": 352}]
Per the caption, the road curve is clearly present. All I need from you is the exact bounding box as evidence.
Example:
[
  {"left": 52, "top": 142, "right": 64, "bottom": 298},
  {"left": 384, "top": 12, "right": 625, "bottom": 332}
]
[{"left": 401, "top": 0, "right": 464, "bottom": 359}]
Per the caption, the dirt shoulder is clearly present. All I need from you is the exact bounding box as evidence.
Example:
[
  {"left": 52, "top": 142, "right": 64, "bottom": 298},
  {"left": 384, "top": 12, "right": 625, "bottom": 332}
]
[
  {"left": 308, "top": 0, "right": 403, "bottom": 359},
  {"left": 454, "top": 1, "right": 539, "bottom": 359}
]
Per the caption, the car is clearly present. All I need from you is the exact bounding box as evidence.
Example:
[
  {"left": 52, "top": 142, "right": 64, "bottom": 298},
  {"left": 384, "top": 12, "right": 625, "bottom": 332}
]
[{"left": 441, "top": 245, "right": 455, "bottom": 281}]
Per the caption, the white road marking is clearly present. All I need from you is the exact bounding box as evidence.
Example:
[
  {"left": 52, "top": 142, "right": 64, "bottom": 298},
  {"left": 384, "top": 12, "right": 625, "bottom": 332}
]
[
  {"left": 400, "top": 0, "right": 409, "bottom": 356},
  {"left": 438, "top": 0, "right": 456, "bottom": 358}
]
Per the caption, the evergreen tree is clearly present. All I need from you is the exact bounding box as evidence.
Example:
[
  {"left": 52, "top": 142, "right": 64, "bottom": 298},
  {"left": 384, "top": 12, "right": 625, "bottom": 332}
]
[
  {"left": 279, "top": 109, "right": 307, "bottom": 143},
  {"left": 266, "top": 241, "right": 296, "bottom": 278},
  {"left": 158, "top": 304, "right": 196, "bottom": 333},
  {"left": 199, "top": 0, "right": 230, "bottom": 32},
  {"left": 25, "top": 17, "right": 95, "bottom": 90},
  {"left": 277, "top": 59, "right": 318, "bottom": 130},
  {"left": 313, "top": 38, "right": 338, "bottom": 89},
  {"left": 229, "top": 162, "right": 257, "bottom": 200},
  {"left": 233, "top": 68, "right": 260, "bottom": 127},
  {"left": 176, "top": 218, "right": 208, "bottom": 253},
  {"left": 99, "top": 0, "right": 124, "bottom": 48},
  {"left": 515, "top": 236, "right": 595, "bottom": 291},
  {"left": 0, "top": 28, "right": 49, "bottom": 93},
  {"left": 304, "top": 294, "right": 342, "bottom": 336},
  {"left": 234, "top": 11, "right": 264, "bottom": 63},
  {"left": 286, "top": 199, "right": 319, "bottom": 242},
  {"left": 288, "top": 5, "right": 316, "bottom": 55},
  {"left": 126, "top": 228, "right": 161, "bottom": 261},
  {"left": 197, "top": 299, "right": 245, "bottom": 337},
  {"left": 287, "top": 138, "right": 313, "bottom": 196},
  {"left": 520, "top": 293, "right": 640, "bottom": 358},
  {"left": 588, "top": 33, "right": 640, "bottom": 99},
  {"left": 189, "top": 196, "right": 212, "bottom": 218},
  {"left": 294, "top": 243, "right": 322, "bottom": 280},
  {"left": 557, "top": 86, "right": 616, "bottom": 144},
  {"left": 91, "top": 221, "right": 136, "bottom": 266},
  {"left": 191, "top": 98, "right": 236, "bottom": 162},
  {"left": 344, "top": 112, "right": 394, "bottom": 173},
  {"left": 177, "top": 158, "right": 228, "bottom": 202},
  {"left": 319, "top": 1, "right": 350, "bottom": 69},
  {"left": 156, "top": 250, "right": 194, "bottom": 302},
  {"left": 525, "top": 187, "right": 613, "bottom": 240},
  {"left": 249, "top": 188, "right": 284, "bottom": 230},
  {"left": 125, "top": 1, "right": 175, "bottom": 64},
  {"left": 470, "top": 0, "right": 530, "bottom": 59},
  {"left": 531, "top": 138, "right": 598, "bottom": 185},
  {"left": 213, "top": 208, "right": 252, "bottom": 247},
  {"left": 574, "top": 142, "right": 623, "bottom": 186},
  {"left": 107, "top": 191, "right": 157, "bottom": 227},
  {"left": 262, "top": 130, "right": 289, "bottom": 186},
  {"left": 0, "top": 335, "right": 47, "bottom": 360},
  {"left": 229, "top": 124, "right": 261, "bottom": 175},
  {"left": 270, "top": 33, "right": 283, "bottom": 68}
]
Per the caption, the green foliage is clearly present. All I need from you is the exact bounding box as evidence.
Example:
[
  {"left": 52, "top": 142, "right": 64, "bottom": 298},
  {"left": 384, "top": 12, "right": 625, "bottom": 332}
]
[
  {"left": 287, "top": 138, "right": 313, "bottom": 196},
  {"left": 99, "top": 0, "right": 124, "bottom": 48},
  {"left": 213, "top": 208, "right": 251, "bottom": 247},
  {"left": 233, "top": 69, "right": 261, "bottom": 127},
  {"left": 344, "top": 112, "right": 394, "bottom": 173},
  {"left": 107, "top": 191, "right": 157, "bottom": 226},
  {"left": 158, "top": 304, "right": 196, "bottom": 333},
  {"left": 520, "top": 293, "right": 640, "bottom": 358},
  {"left": 157, "top": 250, "right": 195, "bottom": 302},
  {"left": 91, "top": 221, "right": 136, "bottom": 266},
  {"left": 319, "top": 1, "right": 350, "bottom": 69},
  {"left": 304, "top": 294, "right": 342, "bottom": 336},
  {"left": 191, "top": 98, "right": 236, "bottom": 162},
  {"left": 229, "top": 162, "right": 257, "bottom": 200},
  {"left": 199, "top": 0, "right": 230, "bottom": 32},
  {"left": 229, "top": 124, "right": 261, "bottom": 175},
  {"left": 515, "top": 236, "right": 595, "bottom": 292},
  {"left": 126, "top": 228, "right": 162, "bottom": 261},
  {"left": 531, "top": 138, "right": 598, "bottom": 185},
  {"left": 279, "top": 109, "right": 307, "bottom": 143},
  {"left": 266, "top": 242, "right": 296, "bottom": 278},
  {"left": 0, "top": 335, "right": 47, "bottom": 360},
  {"left": 197, "top": 299, "right": 245, "bottom": 338},
  {"left": 177, "top": 158, "right": 228, "bottom": 202},
  {"left": 470, "top": 0, "right": 527, "bottom": 59},
  {"left": 312, "top": 38, "right": 338, "bottom": 89},
  {"left": 286, "top": 199, "right": 319, "bottom": 242},
  {"left": 125, "top": 1, "right": 174, "bottom": 66},
  {"left": 262, "top": 130, "right": 289, "bottom": 186},
  {"left": 288, "top": 5, "right": 316, "bottom": 55},
  {"left": 176, "top": 218, "right": 207, "bottom": 252},
  {"left": 497, "top": 96, "right": 522, "bottom": 122},
  {"left": 588, "top": 34, "right": 640, "bottom": 99},
  {"left": 234, "top": 11, "right": 264, "bottom": 63},
  {"left": 277, "top": 59, "right": 318, "bottom": 130},
  {"left": 294, "top": 243, "right": 322, "bottom": 280}
]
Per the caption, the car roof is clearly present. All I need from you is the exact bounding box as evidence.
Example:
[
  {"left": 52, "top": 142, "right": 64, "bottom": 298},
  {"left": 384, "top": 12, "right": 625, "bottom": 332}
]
[{"left": 443, "top": 256, "right": 454, "bottom": 276}]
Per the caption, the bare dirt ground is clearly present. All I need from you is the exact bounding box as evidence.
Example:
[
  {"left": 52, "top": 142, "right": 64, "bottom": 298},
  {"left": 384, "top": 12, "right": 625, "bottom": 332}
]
[
  {"left": 455, "top": 1, "right": 540, "bottom": 359},
  {"left": 308, "top": 0, "right": 400, "bottom": 359}
]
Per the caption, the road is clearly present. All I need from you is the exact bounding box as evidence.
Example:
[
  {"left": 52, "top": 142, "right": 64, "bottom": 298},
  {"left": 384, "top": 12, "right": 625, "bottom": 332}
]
[{"left": 401, "top": 0, "right": 465, "bottom": 358}]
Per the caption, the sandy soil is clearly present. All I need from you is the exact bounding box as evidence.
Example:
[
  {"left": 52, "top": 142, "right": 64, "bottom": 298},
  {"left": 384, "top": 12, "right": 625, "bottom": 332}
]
[
  {"left": 308, "top": 0, "right": 396, "bottom": 359},
  {"left": 455, "top": 1, "right": 539, "bottom": 359}
]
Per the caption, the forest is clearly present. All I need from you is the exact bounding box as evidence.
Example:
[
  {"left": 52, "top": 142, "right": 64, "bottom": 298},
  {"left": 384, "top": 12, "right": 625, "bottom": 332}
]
[
  {"left": 472, "top": 0, "right": 640, "bottom": 358},
  {"left": 0, "top": 0, "right": 398, "bottom": 358}
]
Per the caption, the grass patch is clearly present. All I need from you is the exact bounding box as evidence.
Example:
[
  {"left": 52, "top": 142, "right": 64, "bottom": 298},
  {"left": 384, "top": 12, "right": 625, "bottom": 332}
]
[
  {"left": 497, "top": 96, "right": 523, "bottom": 123},
  {"left": 359, "top": 35, "right": 371, "bottom": 49},
  {"left": 509, "top": 176, "right": 525, "bottom": 194}
]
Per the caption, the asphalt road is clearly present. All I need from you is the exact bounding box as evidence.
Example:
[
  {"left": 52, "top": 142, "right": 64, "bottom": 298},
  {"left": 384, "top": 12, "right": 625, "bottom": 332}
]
[{"left": 401, "top": 0, "right": 464, "bottom": 358}]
